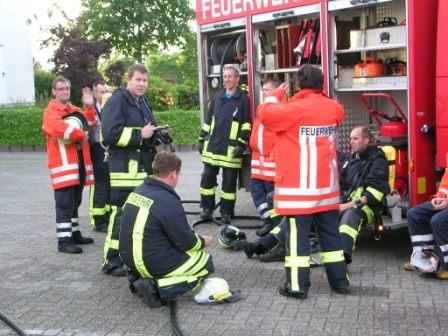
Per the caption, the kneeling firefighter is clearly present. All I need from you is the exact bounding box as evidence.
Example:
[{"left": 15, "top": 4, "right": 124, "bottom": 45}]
[{"left": 119, "top": 153, "right": 215, "bottom": 306}]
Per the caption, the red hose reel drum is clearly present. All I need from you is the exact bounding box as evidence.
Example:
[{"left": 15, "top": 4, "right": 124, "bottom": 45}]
[{"left": 361, "top": 93, "right": 408, "bottom": 196}]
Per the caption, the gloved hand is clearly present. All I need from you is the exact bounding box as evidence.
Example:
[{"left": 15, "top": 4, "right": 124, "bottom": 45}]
[
  {"left": 232, "top": 145, "right": 245, "bottom": 158},
  {"left": 197, "top": 142, "right": 204, "bottom": 155}
]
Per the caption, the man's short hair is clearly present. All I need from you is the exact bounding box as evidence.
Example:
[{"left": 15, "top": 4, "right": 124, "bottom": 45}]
[
  {"left": 93, "top": 80, "right": 106, "bottom": 91},
  {"left": 52, "top": 76, "right": 71, "bottom": 90},
  {"left": 359, "top": 125, "right": 372, "bottom": 141},
  {"left": 263, "top": 79, "right": 282, "bottom": 90},
  {"left": 127, "top": 63, "right": 148, "bottom": 78},
  {"left": 223, "top": 64, "right": 240, "bottom": 77},
  {"left": 296, "top": 64, "right": 323, "bottom": 91},
  {"left": 153, "top": 152, "right": 182, "bottom": 177}
]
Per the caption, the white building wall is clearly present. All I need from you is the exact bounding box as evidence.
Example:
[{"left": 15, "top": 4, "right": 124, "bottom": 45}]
[{"left": 0, "top": 0, "right": 35, "bottom": 105}]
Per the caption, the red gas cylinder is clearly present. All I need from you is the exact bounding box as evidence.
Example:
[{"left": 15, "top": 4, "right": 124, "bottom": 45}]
[{"left": 380, "top": 117, "right": 407, "bottom": 137}]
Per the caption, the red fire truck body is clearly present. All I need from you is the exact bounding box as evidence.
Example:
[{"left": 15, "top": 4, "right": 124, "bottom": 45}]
[{"left": 195, "top": 0, "right": 445, "bottom": 230}]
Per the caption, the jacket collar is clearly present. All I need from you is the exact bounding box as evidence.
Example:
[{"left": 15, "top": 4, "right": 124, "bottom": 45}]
[
  {"left": 290, "top": 88, "right": 325, "bottom": 101},
  {"left": 47, "top": 99, "right": 79, "bottom": 114},
  {"left": 118, "top": 87, "right": 147, "bottom": 106},
  {"left": 144, "top": 176, "right": 180, "bottom": 200},
  {"left": 220, "top": 87, "right": 242, "bottom": 99}
]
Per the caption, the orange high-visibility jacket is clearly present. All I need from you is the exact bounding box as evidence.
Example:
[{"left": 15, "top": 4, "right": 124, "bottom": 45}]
[
  {"left": 42, "top": 100, "right": 98, "bottom": 190},
  {"left": 259, "top": 89, "right": 345, "bottom": 215},
  {"left": 433, "top": 153, "right": 448, "bottom": 198},
  {"left": 249, "top": 115, "right": 276, "bottom": 181}
]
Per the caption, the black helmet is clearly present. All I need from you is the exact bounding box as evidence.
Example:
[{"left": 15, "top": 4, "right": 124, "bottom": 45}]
[
  {"left": 218, "top": 225, "right": 247, "bottom": 250},
  {"left": 58, "top": 112, "right": 89, "bottom": 144}
]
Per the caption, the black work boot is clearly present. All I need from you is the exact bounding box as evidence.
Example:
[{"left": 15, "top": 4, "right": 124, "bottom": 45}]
[
  {"left": 241, "top": 241, "right": 265, "bottom": 258},
  {"left": 58, "top": 243, "right": 83, "bottom": 254},
  {"left": 72, "top": 231, "right": 94, "bottom": 245},
  {"left": 221, "top": 213, "right": 231, "bottom": 224},
  {"left": 256, "top": 219, "right": 277, "bottom": 237},
  {"left": 133, "top": 278, "right": 163, "bottom": 308},
  {"left": 200, "top": 208, "right": 213, "bottom": 221},
  {"left": 278, "top": 284, "right": 308, "bottom": 299},
  {"left": 259, "top": 244, "right": 285, "bottom": 262}
]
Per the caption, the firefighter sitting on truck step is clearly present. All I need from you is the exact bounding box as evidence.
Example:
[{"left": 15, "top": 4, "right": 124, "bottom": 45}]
[
  {"left": 404, "top": 152, "right": 448, "bottom": 279},
  {"left": 338, "top": 125, "right": 390, "bottom": 264}
]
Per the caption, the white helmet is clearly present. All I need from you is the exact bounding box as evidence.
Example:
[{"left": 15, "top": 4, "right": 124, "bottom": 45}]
[
  {"left": 410, "top": 247, "right": 443, "bottom": 274},
  {"left": 194, "top": 277, "right": 241, "bottom": 305}
]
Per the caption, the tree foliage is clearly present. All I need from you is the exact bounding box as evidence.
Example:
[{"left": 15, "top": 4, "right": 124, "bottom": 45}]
[
  {"left": 81, "top": 0, "right": 195, "bottom": 62},
  {"left": 43, "top": 21, "right": 112, "bottom": 104}
]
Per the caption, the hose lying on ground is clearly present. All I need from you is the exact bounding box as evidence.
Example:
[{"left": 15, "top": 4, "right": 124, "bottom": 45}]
[{"left": 0, "top": 310, "right": 30, "bottom": 336}]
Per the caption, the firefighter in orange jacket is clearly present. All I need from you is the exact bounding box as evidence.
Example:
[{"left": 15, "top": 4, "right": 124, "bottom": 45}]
[
  {"left": 41, "top": 77, "right": 97, "bottom": 254},
  {"left": 258, "top": 64, "right": 349, "bottom": 299},
  {"left": 250, "top": 79, "right": 281, "bottom": 236}
]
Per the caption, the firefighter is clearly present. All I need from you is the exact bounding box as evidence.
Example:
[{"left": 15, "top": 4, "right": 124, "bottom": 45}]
[
  {"left": 119, "top": 152, "right": 215, "bottom": 306},
  {"left": 250, "top": 79, "right": 282, "bottom": 236},
  {"left": 88, "top": 80, "right": 110, "bottom": 233},
  {"left": 101, "top": 63, "right": 161, "bottom": 277},
  {"left": 338, "top": 126, "right": 390, "bottom": 264},
  {"left": 258, "top": 64, "right": 348, "bottom": 299},
  {"left": 41, "top": 77, "right": 97, "bottom": 254},
  {"left": 198, "top": 65, "right": 251, "bottom": 224},
  {"left": 404, "top": 152, "right": 448, "bottom": 279}
]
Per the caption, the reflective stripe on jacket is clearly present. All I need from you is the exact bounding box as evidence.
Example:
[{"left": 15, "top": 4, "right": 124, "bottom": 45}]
[
  {"left": 250, "top": 119, "right": 275, "bottom": 181},
  {"left": 259, "top": 89, "right": 345, "bottom": 215},
  {"left": 199, "top": 88, "right": 251, "bottom": 168},
  {"left": 101, "top": 88, "right": 157, "bottom": 188},
  {"left": 41, "top": 100, "right": 97, "bottom": 189},
  {"left": 119, "top": 177, "right": 209, "bottom": 278}
]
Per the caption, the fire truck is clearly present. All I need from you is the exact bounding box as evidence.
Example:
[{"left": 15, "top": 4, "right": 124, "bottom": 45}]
[{"left": 195, "top": 0, "right": 446, "bottom": 231}]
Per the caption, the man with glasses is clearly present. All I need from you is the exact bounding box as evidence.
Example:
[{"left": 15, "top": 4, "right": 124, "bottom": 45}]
[{"left": 41, "top": 77, "right": 97, "bottom": 254}]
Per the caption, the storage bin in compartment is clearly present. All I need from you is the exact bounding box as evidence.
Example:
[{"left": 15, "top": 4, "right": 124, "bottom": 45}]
[
  {"left": 336, "top": 66, "right": 407, "bottom": 90},
  {"left": 349, "top": 25, "right": 406, "bottom": 49},
  {"left": 365, "top": 25, "right": 406, "bottom": 47},
  {"left": 352, "top": 75, "right": 407, "bottom": 89}
]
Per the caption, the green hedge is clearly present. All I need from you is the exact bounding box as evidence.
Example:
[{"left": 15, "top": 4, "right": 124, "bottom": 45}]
[{"left": 0, "top": 105, "right": 201, "bottom": 147}]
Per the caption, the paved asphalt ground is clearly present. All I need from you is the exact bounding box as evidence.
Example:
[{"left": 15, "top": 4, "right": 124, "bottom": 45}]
[{"left": 1, "top": 151, "right": 447, "bottom": 336}]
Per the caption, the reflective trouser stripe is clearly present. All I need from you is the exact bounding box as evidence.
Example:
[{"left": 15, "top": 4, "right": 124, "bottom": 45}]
[
  {"left": 103, "top": 205, "right": 119, "bottom": 264},
  {"left": 220, "top": 190, "right": 236, "bottom": 201},
  {"left": 286, "top": 218, "right": 310, "bottom": 292},
  {"left": 89, "top": 185, "right": 110, "bottom": 215},
  {"left": 157, "top": 268, "right": 210, "bottom": 288},
  {"left": 366, "top": 186, "right": 384, "bottom": 202},
  {"left": 271, "top": 226, "right": 281, "bottom": 235},
  {"left": 321, "top": 250, "right": 345, "bottom": 264},
  {"left": 411, "top": 234, "right": 435, "bottom": 243},
  {"left": 56, "top": 222, "right": 71, "bottom": 239},
  {"left": 257, "top": 203, "right": 268, "bottom": 212},
  {"left": 200, "top": 186, "right": 216, "bottom": 196},
  {"left": 339, "top": 224, "right": 359, "bottom": 242},
  {"left": 71, "top": 218, "right": 80, "bottom": 232}
]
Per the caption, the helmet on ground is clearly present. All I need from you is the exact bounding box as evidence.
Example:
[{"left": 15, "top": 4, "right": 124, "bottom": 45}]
[
  {"left": 410, "top": 247, "right": 444, "bottom": 274},
  {"left": 194, "top": 277, "right": 241, "bottom": 305},
  {"left": 218, "top": 225, "right": 247, "bottom": 249},
  {"left": 58, "top": 112, "right": 88, "bottom": 144}
]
